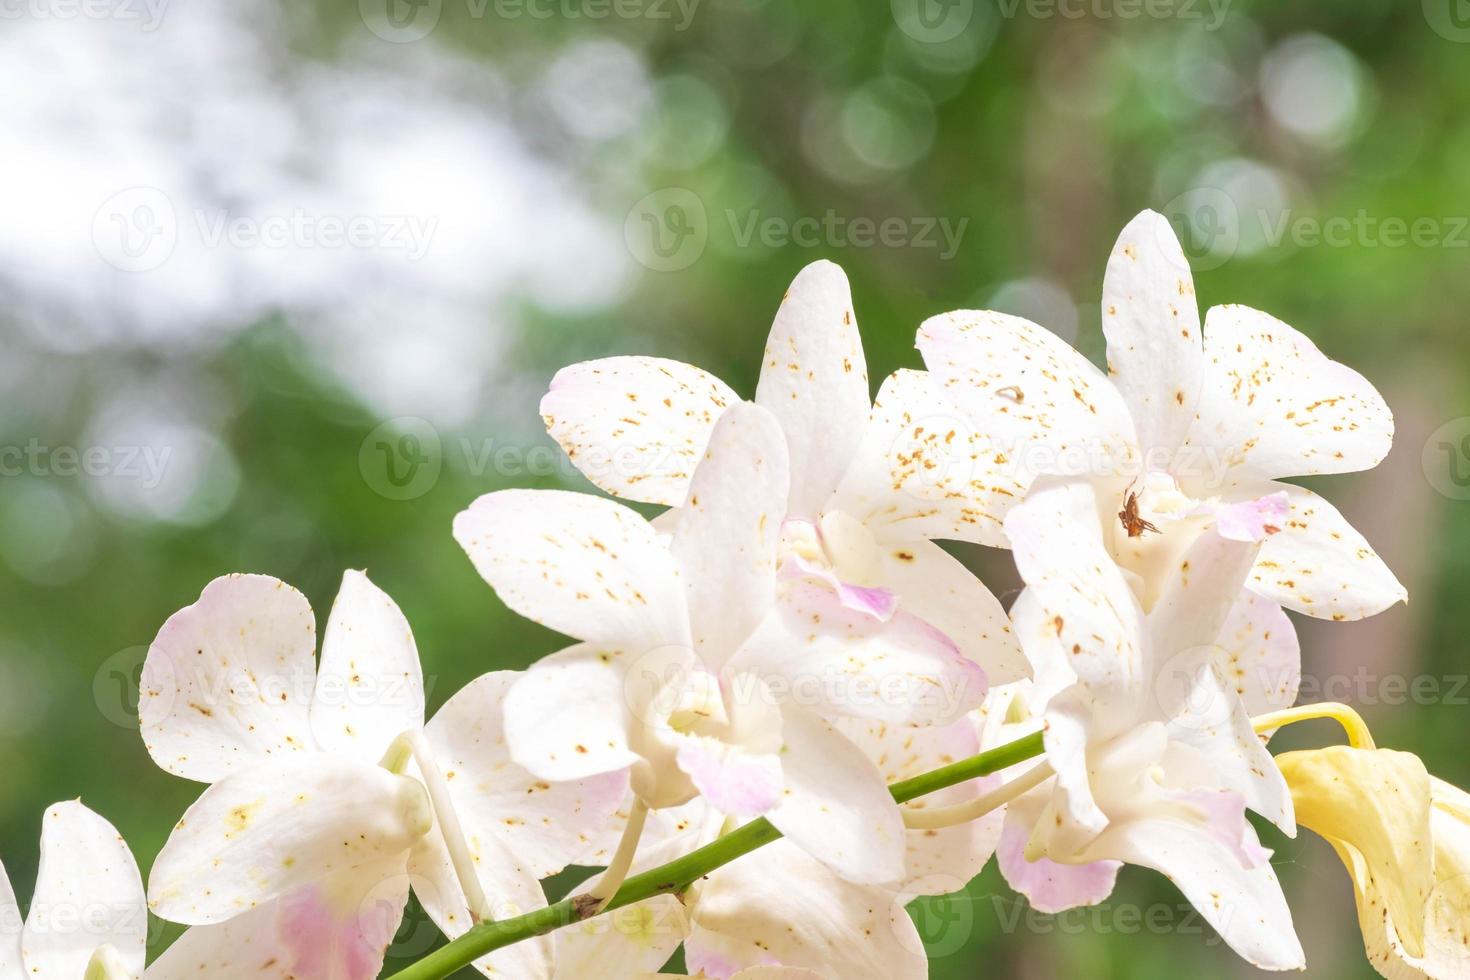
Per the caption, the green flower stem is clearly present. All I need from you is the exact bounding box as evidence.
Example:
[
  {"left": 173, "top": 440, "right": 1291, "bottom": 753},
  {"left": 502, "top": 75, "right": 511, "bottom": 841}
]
[{"left": 382, "top": 728, "right": 1045, "bottom": 980}]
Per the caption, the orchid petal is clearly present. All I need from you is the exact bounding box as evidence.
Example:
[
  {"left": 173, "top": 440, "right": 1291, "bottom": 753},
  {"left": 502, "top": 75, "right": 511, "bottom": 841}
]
[
  {"left": 148, "top": 756, "right": 431, "bottom": 925},
  {"left": 735, "top": 582, "right": 986, "bottom": 726},
  {"left": 1277, "top": 747, "right": 1435, "bottom": 962},
  {"left": 426, "top": 671, "right": 629, "bottom": 878},
  {"left": 1246, "top": 482, "right": 1407, "bottom": 621},
  {"left": 1213, "top": 491, "right": 1289, "bottom": 543},
  {"left": 1188, "top": 304, "right": 1394, "bottom": 485},
  {"left": 311, "top": 571, "right": 425, "bottom": 766},
  {"left": 674, "top": 733, "right": 783, "bottom": 819},
  {"left": 1161, "top": 667, "right": 1295, "bottom": 834},
  {"left": 553, "top": 895, "right": 688, "bottom": 979},
  {"left": 1146, "top": 528, "right": 1263, "bottom": 684},
  {"left": 0, "top": 860, "right": 18, "bottom": 980},
  {"left": 828, "top": 369, "right": 1025, "bottom": 549},
  {"left": 874, "top": 538, "right": 1026, "bottom": 685},
  {"left": 1086, "top": 792, "right": 1305, "bottom": 971},
  {"left": 671, "top": 401, "right": 789, "bottom": 669},
  {"left": 502, "top": 645, "right": 644, "bottom": 785},
  {"left": 540, "top": 355, "right": 739, "bottom": 506},
  {"left": 20, "top": 802, "right": 146, "bottom": 980},
  {"left": 1101, "top": 210, "right": 1203, "bottom": 459},
  {"left": 453, "top": 489, "right": 690, "bottom": 654},
  {"left": 1005, "top": 479, "right": 1145, "bottom": 706},
  {"left": 143, "top": 898, "right": 302, "bottom": 979},
  {"left": 686, "top": 841, "right": 925, "bottom": 980},
  {"left": 918, "top": 310, "right": 1136, "bottom": 482},
  {"left": 140, "top": 574, "right": 318, "bottom": 782},
  {"left": 767, "top": 704, "right": 906, "bottom": 885},
  {"left": 997, "top": 806, "right": 1120, "bottom": 913},
  {"left": 1211, "top": 591, "right": 1300, "bottom": 719},
  {"left": 753, "top": 260, "right": 869, "bottom": 514},
  {"left": 277, "top": 855, "right": 411, "bottom": 980}
]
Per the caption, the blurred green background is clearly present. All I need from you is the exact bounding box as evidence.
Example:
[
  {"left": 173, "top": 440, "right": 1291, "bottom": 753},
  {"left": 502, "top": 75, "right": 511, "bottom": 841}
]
[{"left": 1, "top": 0, "right": 1467, "bottom": 976}]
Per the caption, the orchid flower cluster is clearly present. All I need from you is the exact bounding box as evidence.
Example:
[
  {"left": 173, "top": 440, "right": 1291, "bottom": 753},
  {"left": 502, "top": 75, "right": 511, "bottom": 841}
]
[{"left": 4, "top": 210, "right": 1464, "bottom": 980}]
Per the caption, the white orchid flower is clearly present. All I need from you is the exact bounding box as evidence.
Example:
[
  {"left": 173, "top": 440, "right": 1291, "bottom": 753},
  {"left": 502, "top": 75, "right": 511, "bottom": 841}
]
[
  {"left": 538, "top": 258, "right": 1026, "bottom": 687},
  {"left": 138, "top": 571, "right": 624, "bottom": 979},
  {"left": 989, "top": 479, "right": 1305, "bottom": 971},
  {"left": 457, "top": 402, "right": 959, "bottom": 886},
  {"left": 918, "top": 209, "right": 1405, "bottom": 621},
  {"left": 1, "top": 802, "right": 147, "bottom": 980}
]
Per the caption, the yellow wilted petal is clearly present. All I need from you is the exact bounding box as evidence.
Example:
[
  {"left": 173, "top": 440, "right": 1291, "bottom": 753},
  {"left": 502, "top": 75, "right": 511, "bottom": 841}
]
[
  {"left": 1276, "top": 746, "right": 1434, "bottom": 960},
  {"left": 1345, "top": 781, "right": 1470, "bottom": 979}
]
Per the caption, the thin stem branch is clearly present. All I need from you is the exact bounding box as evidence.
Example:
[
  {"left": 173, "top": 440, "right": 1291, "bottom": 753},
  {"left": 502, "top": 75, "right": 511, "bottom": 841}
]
[
  {"left": 902, "top": 760, "right": 1054, "bottom": 830},
  {"left": 1251, "top": 701, "right": 1376, "bottom": 750},
  {"left": 589, "top": 798, "right": 649, "bottom": 907},
  {"left": 381, "top": 729, "right": 1046, "bottom": 980},
  {"left": 381, "top": 730, "right": 493, "bottom": 924}
]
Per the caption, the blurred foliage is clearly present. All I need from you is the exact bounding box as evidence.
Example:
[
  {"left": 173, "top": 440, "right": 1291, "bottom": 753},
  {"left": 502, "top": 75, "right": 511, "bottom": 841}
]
[{"left": 3, "top": 0, "right": 1469, "bottom": 977}]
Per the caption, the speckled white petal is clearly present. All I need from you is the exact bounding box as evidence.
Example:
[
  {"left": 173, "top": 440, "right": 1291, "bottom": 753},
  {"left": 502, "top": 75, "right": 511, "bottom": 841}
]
[
  {"left": 20, "top": 802, "right": 146, "bottom": 980},
  {"left": 311, "top": 571, "right": 425, "bottom": 766},
  {"left": 1210, "top": 592, "right": 1300, "bottom": 719},
  {"left": 671, "top": 402, "right": 790, "bottom": 670},
  {"left": 406, "top": 825, "right": 553, "bottom": 979},
  {"left": 1188, "top": 304, "right": 1394, "bottom": 485},
  {"left": 140, "top": 574, "right": 319, "bottom": 783},
  {"left": 148, "top": 756, "right": 431, "bottom": 926},
  {"left": 828, "top": 369, "right": 1026, "bottom": 549},
  {"left": 918, "top": 310, "right": 1136, "bottom": 482},
  {"left": 453, "top": 489, "right": 690, "bottom": 654},
  {"left": 1145, "top": 528, "right": 1262, "bottom": 686},
  {"left": 753, "top": 260, "right": 870, "bottom": 514},
  {"left": 148, "top": 856, "right": 410, "bottom": 980},
  {"left": 1247, "top": 483, "right": 1407, "bottom": 621},
  {"left": 874, "top": 538, "right": 1026, "bottom": 685},
  {"left": 766, "top": 704, "right": 906, "bottom": 886},
  {"left": 425, "top": 671, "right": 629, "bottom": 877},
  {"left": 1040, "top": 687, "right": 1109, "bottom": 840},
  {"left": 1101, "top": 210, "right": 1202, "bottom": 458},
  {"left": 840, "top": 717, "right": 1002, "bottom": 893},
  {"left": 502, "top": 644, "right": 648, "bottom": 785},
  {"left": 1, "top": 859, "right": 19, "bottom": 980},
  {"left": 143, "top": 899, "right": 297, "bottom": 979},
  {"left": 553, "top": 894, "right": 688, "bottom": 979},
  {"left": 685, "top": 840, "right": 925, "bottom": 980},
  {"left": 1163, "top": 667, "right": 1295, "bottom": 834},
  {"left": 540, "top": 355, "right": 740, "bottom": 506},
  {"left": 1004, "top": 479, "right": 1145, "bottom": 705},
  {"left": 734, "top": 583, "right": 986, "bottom": 726},
  {"left": 1086, "top": 799, "right": 1305, "bottom": 971}
]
